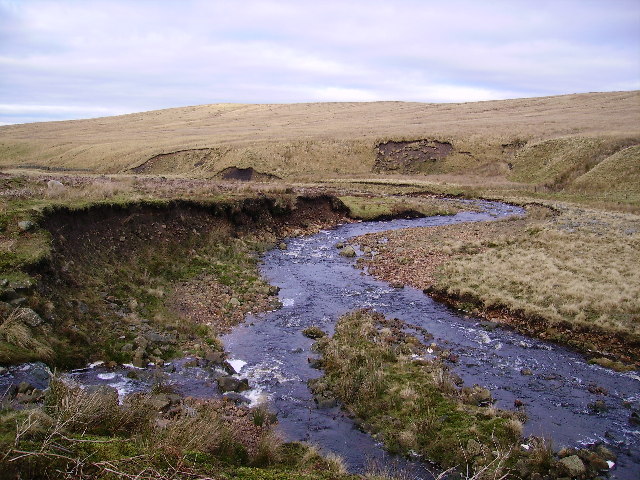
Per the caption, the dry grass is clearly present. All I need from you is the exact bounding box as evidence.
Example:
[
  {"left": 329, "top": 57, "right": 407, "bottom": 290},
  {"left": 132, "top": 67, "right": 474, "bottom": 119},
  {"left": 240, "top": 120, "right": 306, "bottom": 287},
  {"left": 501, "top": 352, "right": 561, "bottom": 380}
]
[
  {"left": 0, "top": 92, "right": 637, "bottom": 180},
  {"left": 355, "top": 204, "right": 640, "bottom": 361}
]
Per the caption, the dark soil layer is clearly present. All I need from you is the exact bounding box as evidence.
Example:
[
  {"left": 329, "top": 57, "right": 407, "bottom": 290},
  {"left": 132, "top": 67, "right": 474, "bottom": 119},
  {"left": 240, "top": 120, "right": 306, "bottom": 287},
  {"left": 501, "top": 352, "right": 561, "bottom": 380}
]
[{"left": 374, "top": 139, "right": 454, "bottom": 173}]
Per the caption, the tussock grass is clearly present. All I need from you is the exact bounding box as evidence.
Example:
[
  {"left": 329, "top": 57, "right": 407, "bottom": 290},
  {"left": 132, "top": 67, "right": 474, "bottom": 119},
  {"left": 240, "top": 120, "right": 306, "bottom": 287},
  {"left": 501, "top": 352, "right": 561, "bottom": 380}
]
[
  {"left": 339, "top": 195, "right": 464, "bottom": 220},
  {"left": 0, "top": 377, "right": 353, "bottom": 479},
  {"left": 310, "top": 309, "right": 533, "bottom": 477}
]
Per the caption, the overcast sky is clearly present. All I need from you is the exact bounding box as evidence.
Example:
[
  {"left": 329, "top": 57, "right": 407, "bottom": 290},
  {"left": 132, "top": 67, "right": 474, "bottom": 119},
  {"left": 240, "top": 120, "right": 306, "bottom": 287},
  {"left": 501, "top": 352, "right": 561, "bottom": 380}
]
[{"left": 1, "top": 0, "right": 639, "bottom": 125}]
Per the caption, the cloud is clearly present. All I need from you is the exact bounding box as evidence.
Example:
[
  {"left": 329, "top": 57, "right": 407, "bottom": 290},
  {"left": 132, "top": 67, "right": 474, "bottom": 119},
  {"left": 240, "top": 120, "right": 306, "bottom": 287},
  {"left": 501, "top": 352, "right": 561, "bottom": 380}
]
[{"left": 0, "top": 0, "right": 638, "bottom": 124}]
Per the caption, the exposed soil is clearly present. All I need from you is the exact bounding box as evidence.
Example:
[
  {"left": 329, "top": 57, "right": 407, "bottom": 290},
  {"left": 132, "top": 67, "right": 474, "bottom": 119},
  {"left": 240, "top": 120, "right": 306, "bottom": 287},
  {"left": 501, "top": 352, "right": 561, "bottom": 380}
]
[
  {"left": 31, "top": 195, "right": 350, "bottom": 366},
  {"left": 217, "top": 166, "right": 281, "bottom": 182},
  {"left": 374, "top": 139, "right": 453, "bottom": 173},
  {"left": 130, "top": 148, "right": 227, "bottom": 174}
]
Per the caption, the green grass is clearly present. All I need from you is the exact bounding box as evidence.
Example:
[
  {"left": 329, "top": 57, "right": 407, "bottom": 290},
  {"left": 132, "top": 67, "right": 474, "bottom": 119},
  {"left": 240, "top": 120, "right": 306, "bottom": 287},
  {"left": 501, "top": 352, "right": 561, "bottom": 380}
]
[{"left": 339, "top": 195, "right": 459, "bottom": 220}]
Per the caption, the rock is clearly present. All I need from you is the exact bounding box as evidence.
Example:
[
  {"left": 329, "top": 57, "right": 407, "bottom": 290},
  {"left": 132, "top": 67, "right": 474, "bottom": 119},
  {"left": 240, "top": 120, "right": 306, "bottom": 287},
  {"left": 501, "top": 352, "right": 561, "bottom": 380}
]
[
  {"left": 47, "top": 180, "right": 65, "bottom": 190},
  {"left": 307, "top": 357, "right": 324, "bottom": 369},
  {"left": 339, "top": 245, "right": 356, "bottom": 257},
  {"left": 268, "top": 285, "right": 280, "bottom": 296},
  {"left": 144, "top": 331, "right": 176, "bottom": 344},
  {"left": 18, "top": 221, "right": 35, "bottom": 232},
  {"left": 0, "top": 367, "right": 7, "bottom": 375},
  {"left": 390, "top": 282, "right": 404, "bottom": 289},
  {"left": 15, "top": 307, "right": 44, "bottom": 327},
  {"left": 335, "top": 242, "right": 345, "bottom": 249},
  {"left": 134, "top": 335, "right": 149, "bottom": 348},
  {"left": 520, "top": 368, "right": 534, "bottom": 376},
  {"left": 132, "top": 354, "right": 146, "bottom": 368},
  {"left": 628, "top": 411, "right": 640, "bottom": 426},
  {"left": 204, "top": 350, "right": 226, "bottom": 365},
  {"left": 557, "top": 455, "right": 586, "bottom": 478},
  {"left": 216, "top": 376, "right": 250, "bottom": 393},
  {"left": 314, "top": 395, "right": 338, "bottom": 409},
  {"left": 222, "top": 361, "right": 237, "bottom": 375},
  {"left": 278, "top": 242, "right": 287, "bottom": 250},
  {"left": 84, "top": 385, "right": 119, "bottom": 403},
  {"left": 466, "top": 439, "right": 483, "bottom": 457},
  {"left": 121, "top": 343, "right": 133, "bottom": 353},
  {"left": 594, "top": 445, "right": 616, "bottom": 461},
  {"left": 362, "top": 246, "right": 372, "bottom": 254},
  {"left": 464, "top": 385, "right": 493, "bottom": 406}
]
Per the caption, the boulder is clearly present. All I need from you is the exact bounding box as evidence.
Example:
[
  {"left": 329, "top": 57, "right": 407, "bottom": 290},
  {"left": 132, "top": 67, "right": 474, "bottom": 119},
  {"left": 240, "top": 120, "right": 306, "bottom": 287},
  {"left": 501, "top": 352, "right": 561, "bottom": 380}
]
[
  {"left": 557, "top": 455, "right": 586, "bottom": 477},
  {"left": 47, "top": 180, "right": 65, "bottom": 191},
  {"left": 223, "top": 392, "right": 251, "bottom": 405},
  {"left": 278, "top": 242, "right": 287, "bottom": 250},
  {"left": 17, "top": 221, "right": 35, "bottom": 232},
  {"left": 217, "top": 376, "right": 250, "bottom": 393},
  {"left": 339, "top": 245, "right": 356, "bottom": 257},
  {"left": 15, "top": 307, "right": 44, "bottom": 327},
  {"left": 204, "top": 350, "right": 226, "bottom": 365}
]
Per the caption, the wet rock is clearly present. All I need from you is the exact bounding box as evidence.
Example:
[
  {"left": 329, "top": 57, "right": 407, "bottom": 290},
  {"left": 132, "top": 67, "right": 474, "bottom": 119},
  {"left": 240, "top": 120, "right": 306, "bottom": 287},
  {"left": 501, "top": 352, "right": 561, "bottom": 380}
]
[
  {"left": 335, "top": 242, "right": 345, "bottom": 249},
  {"left": 216, "top": 376, "right": 250, "bottom": 393},
  {"left": 520, "top": 368, "right": 534, "bottom": 376},
  {"left": 0, "top": 367, "right": 7, "bottom": 375},
  {"left": 121, "top": 343, "right": 133, "bottom": 353},
  {"left": 514, "top": 399, "right": 525, "bottom": 408},
  {"left": 18, "top": 220, "right": 35, "bottom": 232},
  {"left": 628, "top": 411, "right": 640, "bottom": 426},
  {"left": 278, "top": 242, "right": 287, "bottom": 250},
  {"left": 390, "top": 282, "right": 404, "bottom": 289},
  {"left": 480, "top": 321, "right": 499, "bottom": 331},
  {"left": 557, "top": 455, "right": 586, "bottom": 477},
  {"left": 132, "top": 353, "right": 146, "bottom": 368},
  {"left": 14, "top": 307, "right": 44, "bottom": 327},
  {"left": 594, "top": 445, "right": 616, "bottom": 461},
  {"left": 222, "top": 361, "right": 237, "bottom": 375},
  {"left": 339, "top": 245, "right": 356, "bottom": 257}
]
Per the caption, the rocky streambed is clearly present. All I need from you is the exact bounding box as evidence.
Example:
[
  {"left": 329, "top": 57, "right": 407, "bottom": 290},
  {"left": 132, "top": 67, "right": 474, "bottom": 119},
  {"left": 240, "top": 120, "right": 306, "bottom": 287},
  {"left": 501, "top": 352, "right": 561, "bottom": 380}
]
[{"left": 1, "top": 199, "right": 639, "bottom": 479}]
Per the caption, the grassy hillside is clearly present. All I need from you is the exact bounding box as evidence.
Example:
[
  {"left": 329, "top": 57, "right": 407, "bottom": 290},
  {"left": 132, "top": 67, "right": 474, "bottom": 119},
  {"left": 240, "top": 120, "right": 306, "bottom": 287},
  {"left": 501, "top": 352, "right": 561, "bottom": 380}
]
[{"left": 0, "top": 92, "right": 638, "bottom": 183}]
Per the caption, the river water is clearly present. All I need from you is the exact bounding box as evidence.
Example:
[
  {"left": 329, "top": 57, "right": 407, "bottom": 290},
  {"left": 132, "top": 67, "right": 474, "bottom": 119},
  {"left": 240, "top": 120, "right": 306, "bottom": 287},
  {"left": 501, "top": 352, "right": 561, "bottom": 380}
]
[{"left": 2, "top": 200, "right": 638, "bottom": 478}]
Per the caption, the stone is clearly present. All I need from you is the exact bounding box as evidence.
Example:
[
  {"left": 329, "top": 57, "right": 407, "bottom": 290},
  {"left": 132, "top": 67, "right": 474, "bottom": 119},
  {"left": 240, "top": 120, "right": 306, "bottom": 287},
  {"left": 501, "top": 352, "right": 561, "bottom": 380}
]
[
  {"left": 339, "top": 245, "right": 356, "bottom": 257},
  {"left": 557, "top": 455, "right": 586, "bottom": 478},
  {"left": 229, "top": 297, "right": 241, "bottom": 307},
  {"left": 589, "top": 399, "right": 608, "bottom": 413},
  {"left": 465, "top": 385, "right": 493, "bottom": 406},
  {"left": 267, "top": 285, "right": 280, "bottom": 296},
  {"left": 335, "top": 242, "right": 345, "bottom": 249},
  {"left": 47, "top": 180, "right": 65, "bottom": 190},
  {"left": 144, "top": 331, "right": 176, "bottom": 344},
  {"left": 0, "top": 367, "right": 7, "bottom": 375},
  {"left": 216, "top": 376, "right": 250, "bottom": 393},
  {"left": 121, "top": 343, "right": 133, "bottom": 353},
  {"left": 629, "top": 411, "right": 640, "bottom": 426},
  {"left": 302, "top": 326, "right": 326, "bottom": 339},
  {"left": 204, "top": 350, "right": 226, "bottom": 365},
  {"left": 18, "top": 221, "right": 35, "bottom": 232},
  {"left": 132, "top": 354, "right": 146, "bottom": 368},
  {"left": 15, "top": 307, "right": 44, "bottom": 327},
  {"left": 390, "top": 282, "right": 405, "bottom": 289},
  {"left": 278, "top": 242, "right": 287, "bottom": 250},
  {"left": 520, "top": 368, "right": 534, "bottom": 376}
]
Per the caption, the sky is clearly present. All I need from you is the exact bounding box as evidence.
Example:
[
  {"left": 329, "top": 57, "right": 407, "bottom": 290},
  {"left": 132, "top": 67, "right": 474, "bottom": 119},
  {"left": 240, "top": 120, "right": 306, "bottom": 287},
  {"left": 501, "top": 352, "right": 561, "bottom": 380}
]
[{"left": 1, "top": 0, "right": 639, "bottom": 125}]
